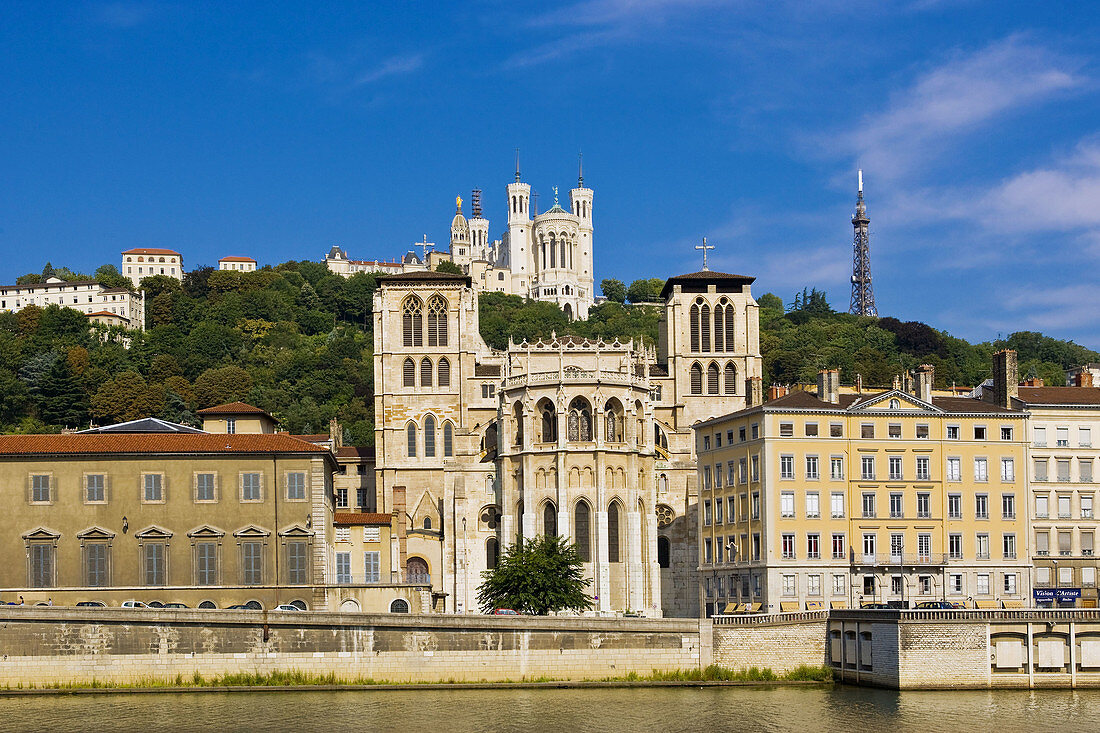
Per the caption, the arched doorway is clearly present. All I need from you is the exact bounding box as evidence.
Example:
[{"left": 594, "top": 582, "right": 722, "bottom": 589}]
[{"left": 407, "top": 557, "right": 430, "bottom": 584}]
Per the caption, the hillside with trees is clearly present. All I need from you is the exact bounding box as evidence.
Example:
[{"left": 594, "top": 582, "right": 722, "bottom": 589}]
[{"left": 1, "top": 265, "right": 1096, "bottom": 439}]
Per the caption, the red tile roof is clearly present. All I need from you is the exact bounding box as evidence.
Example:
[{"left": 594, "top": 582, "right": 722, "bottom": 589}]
[
  {"left": 0, "top": 433, "right": 330, "bottom": 457},
  {"left": 334, "top": 512, "right": 391, "bottom": 525},
  {"left": 292, "top": 434, "right": 330, "bottom": 443},
  {"left": 1017, "top": 387, "right": 1100, "bottom": 405},
  {"left": 218, "top": 256, "right": 256, "bottom": 262},
  {"left": 122, "top": 248, "right": 181, "bottom": 255},
  {"left": 196, "top": 402, "right": 272, "bottom": 416},
  {"left": 335, "top": 446, "right": 375, "bottom": 459}
]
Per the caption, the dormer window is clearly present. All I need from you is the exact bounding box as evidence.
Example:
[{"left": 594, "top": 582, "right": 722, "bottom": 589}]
[{"left": 889, "top": 399, "right": 900, "bottom": 409}]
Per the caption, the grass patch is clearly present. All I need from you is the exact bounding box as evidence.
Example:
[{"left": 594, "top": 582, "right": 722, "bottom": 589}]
[{"left": 611, "top": 664, "right": 832, "bottom": 684}]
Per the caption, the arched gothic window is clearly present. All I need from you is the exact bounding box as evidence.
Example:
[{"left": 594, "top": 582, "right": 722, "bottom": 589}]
[
  {"left": 657, "top": 536, "right": 671, "bottom": 568},
  {"left": 707, "top": 363, "right": 720, "bottom": 395},
  {"left": 604, "top": 399, "right": 624, "bottom": 442},
  {"left": 700, "top": 303, "right": 711, "bottom": 352},
  {"left": 549, "top": 233, "right": 557, "bottom": 268},
  {"left": 402, "top": 296, "right": 423, "bottom": 347},
  {"left": 539, "top": 399, "right": 557, "bottom": 443},
  {"left": 574, "top": 500, "right": 591, "bottom": 563},
  {"left": 403, "top": 358, "right": 415, "bottom": 387},
  {"left": 427, "top": 295, "right": 448, "bottom": 347},
  {"left": 607, "top": 501, "right": 621, "bottom": 563},
  {"left": 724, "top": 362, "right": 738, "bottom": 394},
  {"left": 690, "top": 363, "right": 703, "bottom": 395},
  {"left": 443, "top": 422, "right": 453, "bottom": 457},
  {"left": 714, "top": 302, "right": 725, "bottom": 351},
  {"left": 725, "top": 303, "right": 736, "bottom": 349},
  {"left": 560, "top": 235, "right": 566, "bottom": 269},
  {"left": 568, "top": 397, "right": 592, "bottom": 441},
  {"left": 438, "top": 357, "right": 450, "bottom": 387},
  {"left": 513, "top": 402, "right": 524, "bottom": 446},
  {"left": 421, "top": 357, "right": 433, "bottom": 387},
  {"left": 543, "top": 502, "right": 557, "bottom": 537},
  {"left": 424, "top": 415, "right": 436, "bottom": 457},
  {"left": 406, "top": 422, "right": 417, "bottom": 458},
  {"left": 486, "top": 537, "right": 499, "bottom": 569},
  {"left": 690, "top": 303, "right": 700, "bottom": 352}
]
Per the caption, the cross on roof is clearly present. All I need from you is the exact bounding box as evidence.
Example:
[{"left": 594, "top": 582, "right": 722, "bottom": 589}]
[
  {"left": 417, "top": 235, "right": 434, "bottom": 260},
  {"left": 695, "top": 237, "right": 715, "bottom": 271}
]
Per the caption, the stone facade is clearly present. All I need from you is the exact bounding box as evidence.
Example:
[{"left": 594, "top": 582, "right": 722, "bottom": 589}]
[
  {"left": 372, "top": 269, "right": 763, "bottom": 617},
  {"left": 0, "top": 277, "right": 143, "bottom": 330},
  {"left": 122, "top": 247, "right": 182, "bottom": 286}
]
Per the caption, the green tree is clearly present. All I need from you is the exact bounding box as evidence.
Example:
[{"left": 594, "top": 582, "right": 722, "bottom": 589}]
[
  {"left": 91, "top": 371, "right": 165, "bottom": 423},
  {"left": 94, "top": 264, "right": 132, "bottom": 290},
  {"left": 476, "top": 535, "right": 593, "bottom": 615},
  {"left": 435, "top": 260, "right": 464, "bottom": 274},
  {"left": 37, "top": 358, "right": 90, "bottom": 428},
  {"left": 600, "top": 278, "right": 626, "bottom": 303},
  {"left": 625, "top": 277, "right": 665, "bottom": 304},
  {"left": 193, "top": 365, "right": 253, "bottom": 408}
]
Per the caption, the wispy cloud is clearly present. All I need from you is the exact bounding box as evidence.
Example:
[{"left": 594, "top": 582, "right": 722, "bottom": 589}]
[
  {"left": 352, "top": 54, "right": 424, "bottom": 87},
  {"left": 844, "top": 37, "right": 1082, "bottom": 179},
  {"left": 302, "top": 48, "right": 426, "bottom": 99}
]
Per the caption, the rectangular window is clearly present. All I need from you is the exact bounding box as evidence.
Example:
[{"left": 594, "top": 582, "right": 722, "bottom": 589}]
[
  {"left": 751, "top": 456, "right": 759, "bottom": 481},
  {"left": 976, "top": 533, "right": 990, "bottom": 560},
  {"left": 1002, "top": 534, "right": 1016, "bottom": 559},
  {"left": 715, "top": 434, "right": 722, "bottom": 448},
  {"left": 1004, "top": 574, "right": 1017, "bottom": 594},
  {"left": 1082, "top": 495, "right": 1094, "bottom": 519},
  {"left": 917, "top": 492, "right": 930, "bottom": 518},
  {"left": 780, "top": 422, "right": 794, "bottom": 437},
  {"left": 861, "top": 456, "right": 875, "bottom": 480},
  {"left": 949, "top": 533, "right": 963, "bottom": 559},
  {"left": 364, "top": 551, "right": 381, "bottom": 583},
  {"left": 916, "top": 424, "right": 929, "bottom": 439},
  {"left": 86, "top": 474, "right": 105, "bottom": 503},
  {"left": 714, "top": 464, "right": 722, "bottom": 489},
  {"left": 364, "top": 526, "right": 381, "bottom": 543},
  {"left": 1060, "top": 566, "right": 1073, "bottom": 585},
  {"left": 830, "top": 457, "right": 844, "bottom": 480},
  {"left": 226, "top": 418, "right": 236, "bottom": 434},
  {"left": 196, "top": 542, "right": 217, "bottom": 585},
  {"left": 781, "top": 534, "right": 795, "bottom": 559},
  {"left": 805, "top": 492, "right": 820, "bottom": 519},
  {"left": 357, "top": 488, "right": 370, "bottom": 510},
  {"left": 891, "top": 576, "right": 903, "bottom": 595},
  {"left": 862, "top": 533, "right": 876, "bottom": 560},
  {"left": 1057, "top": 459, "right": 1071, "bottom": 482},
  {"left": 1002, "top": 494, "right": 1016, "bottom": 519},
  {"left": 1000, "top": 458, "right": 1015, "bottom": 482},
  {"left": 702, "top": 436, "right": 711, "bottom": 452},
  {"left": 1086, "top": 565, "right": 1097, "bottom": 586},
  {"left": 889, "top": 492, "right": 904, "bottom": 518},
  {"left": 832, "top": 533, "right": 846, "bottom": 559},
  {"left": 807, "top": 574, "right": 821, "bottom": 596},
  {"left": 727, "top": 462, "right": 736, "bottom": 486},
  {"left": 144, "top": 543, "right": 166, "bottom": 586},
  {"left": 915, "top": 457, "right": 930, "bottom": 481},
  {"left": 703, "top": 499, "right": 712, "bottom": 526},
  {"left": 195, "top": 473, "right": 216, "bottom": 502},
  {"left": 703, "top": 466, "right": 712, "bottom": 491},
  {"left": 919, "top": 576, "right": 931, "bottom": 595},
  {"left": 144, "top": 474, "right": 163, "bottom": 502},
  {"left": 336, "top": 488, "right": 348, "bottom": 509},
  {"left": 704, "top": 539, "right": 713, "bottom": 564},
  {"left": 1058, "top": 495, "right": 1071, "bottom": 518},
  {"left": 974, "top": 426, "right": 987, "bottom": 440},
  {"left": 946, "top": 426, "right": 960, "bottom": 440},
  {"left": 85, "top": 544, "right": 108, "bottom": 587},
  {"left": 861, "top": 424, "right": 875, "bottom": 439},
  {"left": 739, "top": 426, "right": 747, "bottom": 442},
  {"left": 805, "top": 422, "right": 819, "bottom": 437},
  {"left": 862, "top": 492, "right": 876, "bottom": 518},
  {"left": 782, "top": 574, "right": 796, "bottom": 596},
  {"left": 977, "top": 574, "right": 990, "bottom": 595},
  {"left": 807, "top": 533, "right": 820, "bottom": 559},
  {"left": 1034, "top": 458, "right": 1048, "bottom": 481},
  {"left": 890, "top": 533, "right": 904, "bottom": 562},
  {"left": 751, "top": 492, "right": 760, "bottom": 519},
  {"left": 31, "top": 474, "right": 50, "bottom": 503},
  {"left": 1082, "top": 461, "right": 1094, "bottom": 484},
  {"left": 738, "top": 458, "right": 747, "bottom": 484},
  {"left": 334, "top": 526, "right": 350, "bottom": 543},
  {"left": 1036, "top": 531, "right": 1049, "bottom": 556},
  {"left": 1080, "top": 427, "right": 1092, "bottom": 448},
  {"left": 947, "top": 457, "right": 961, "bottom": 482},
  {"left": 242, "top": 542, "right": 263, "bottom": 585},
  {"left": 278, "top": 541, "right": 304, "bottom": 585},
  {"left": 287, "top": 472, "right": 306, "bottom": 500},
  {"left": 830, "top": 423, "right": 843, "bottom": 438},
  {"left": 1037, "top": 566, "right": 1051, "bottom": 585},
  {"left": 30, "top": 544, "right": 53, "bottom": 587},
  {"left": 336, "top": 552, "right": 351, "bottom": 583},
  {"left": 974, "top": 458, "right": 988, "bottom": 482},
  {"left": 889, "top": 456, "right": 903, "bottom": 480},
  {"left": 780, "top": 492, "right": 794, "bottom": 518},
  {"left": 1057, "top": 427, "right": 1070, "bottom": 447},
  {"left": 831, "top": 492, "right": 845, "bottom": 518},
  {"left": 888, "top": 423, "right": 901, "bottom": 439},
  {"left": 780, "top": 455, "right": 794, "bottom": 479},
  {"left": 805, "top": 456, "right": 819, "bottom": 480},
  {"left": 1036, "top": 494, "right": 1049, "bottom": 518},
  {"left": 1034, "top": 426, "right": 1047, "bottom": 447},
  {"left": 950, "top": 574, "right": 963, "bottom": 594},
  {"left": 241, "top": 473, "right": 261, "bottom": 502},
  {"left": 1001, "top": 426, "right": 1013, "bottom": 441},
  {"left": 714, "top": 496, "right": 724, "bottom": 524},
  {"left": 975, "top": 494, "right": 989, "bottom": 519},
  {"left": 833, "top": 574, "right": 846, "bottom": 595}
]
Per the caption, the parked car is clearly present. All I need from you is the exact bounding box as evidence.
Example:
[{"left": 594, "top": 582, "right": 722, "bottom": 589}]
[
  {"left": 273, "top": 604, "right": 301, "bottom": 612},
  {"left": 860, "top": 603, "right": 893, "bottom": 609},
  {"left": 227, "top": 603, "right": 262, "bottom": 611},
  {"left": 491, "top": 608, "right": 519, "bottom": 615},
  {"left": 162, "top": 602, "right": 188, "bottom": 609},
  {"left": 147, "top": 601, "right": 165, "bottom": 608},
  {"left": 914, "top": 601, "right": 960, "bottom": 610},
  {"left": 76, "top": 601, "right": 106, "bottom": 607},
  {"left": 120, "top": 600, "right": 150, "bottom": 609}
]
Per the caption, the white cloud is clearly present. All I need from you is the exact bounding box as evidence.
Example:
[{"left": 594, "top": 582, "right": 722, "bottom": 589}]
[
  {"left": 352, "top": 54, "right": 424, "bottom": 87},
  {"left": 845, "top": 37, "right": 1082, "bottom": 179}
]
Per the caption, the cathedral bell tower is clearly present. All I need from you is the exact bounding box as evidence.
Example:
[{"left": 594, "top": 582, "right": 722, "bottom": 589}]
[
  {"left": 505, "top": 152, "right": 532, "bottom": 293},
  {"left": 450, "top": 195, "right": 472, "bottom": 270},
  {"left": 569, "top": 153, "right": 594, "bottom": 313}
]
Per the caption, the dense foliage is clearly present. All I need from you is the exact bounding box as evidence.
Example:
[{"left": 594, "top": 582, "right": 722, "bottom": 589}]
[
  {"left": 476, "top": 535, "right": 593, "bottom": 615},
  {"left": 2, "top": 261, "right": 1096, "bottom": 437}
]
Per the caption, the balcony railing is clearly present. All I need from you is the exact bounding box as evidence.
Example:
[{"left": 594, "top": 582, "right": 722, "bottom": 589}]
[{"left": 852, "top": 552, "right": 947, "bottom": 566}]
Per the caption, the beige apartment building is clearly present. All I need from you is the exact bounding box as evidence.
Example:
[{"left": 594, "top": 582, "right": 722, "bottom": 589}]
[
  {"left": 695, "top": 358, "right": 1030, "bottom": 615},
  {"left": 122, "top": 247, "right": 183, "bottom": 286}
]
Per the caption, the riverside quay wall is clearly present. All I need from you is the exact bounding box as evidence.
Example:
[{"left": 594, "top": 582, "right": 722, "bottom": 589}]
[{"left": 0, "top": 608, "right": 708, "bottom": 686}]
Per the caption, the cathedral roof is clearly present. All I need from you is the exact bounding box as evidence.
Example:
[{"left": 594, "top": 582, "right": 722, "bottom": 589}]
[
  {"left": 378, "top": 271, "right": 472, "bottom": 286},
  {"left": 661, "top": 270, "right": 756, "bottom": 298},
  {"left": 542, "top": 203, "right": 568, "bottom": 215}
]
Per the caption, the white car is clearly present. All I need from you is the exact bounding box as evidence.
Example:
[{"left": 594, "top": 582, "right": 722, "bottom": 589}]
[
  {"left": 120, "top": 600, "right": 150, "bottom": 609},
  {"left": 273, "top": 604, "right": 302, "bottom": 612}
]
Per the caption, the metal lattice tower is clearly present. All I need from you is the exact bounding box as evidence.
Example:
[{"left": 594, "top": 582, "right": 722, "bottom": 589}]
[{"left": 849, "top": 170, "right": 877, "bottom": 317}]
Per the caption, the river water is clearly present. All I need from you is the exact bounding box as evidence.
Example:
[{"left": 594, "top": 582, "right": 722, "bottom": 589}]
[{"left": 2, "top": 685, "right": 1099, "bottom": 732}]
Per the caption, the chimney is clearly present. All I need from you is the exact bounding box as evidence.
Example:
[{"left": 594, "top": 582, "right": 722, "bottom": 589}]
[
  {"left": 992, "top": 350, "right": 1019, "bottom": 409},
  {"left": 1076, "top": 372, "right": 1095, "bottom": 388},
  {"left": 747, "top": 376, "right": 763, "bottom": 406},
  {"left": 901, "top": 370, "right": 914, "bottom": 396},
  {"left": 767, "top": 384, "right": 789, "bottom": 401},
  {"left": 817, "top": 369, "right": 839, "bottom": 404},
  {"left": 915, "top": 364, "right": 934, "bottom": 403},
  {"left": 855, "top": 373, "right": 863, "bottom": 394}
]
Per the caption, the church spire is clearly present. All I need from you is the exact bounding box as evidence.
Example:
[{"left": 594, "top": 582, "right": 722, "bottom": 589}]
[
  {"left": 514, "top": 148, "right": 521, "bottom": 183},
  {"left": 578, "top": 152, "right": 584, "bottom": 187}
]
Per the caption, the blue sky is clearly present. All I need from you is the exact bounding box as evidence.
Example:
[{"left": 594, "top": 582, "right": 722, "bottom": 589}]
[{"left": 2, "top": 1, "right": 1099, "bottom": 348}]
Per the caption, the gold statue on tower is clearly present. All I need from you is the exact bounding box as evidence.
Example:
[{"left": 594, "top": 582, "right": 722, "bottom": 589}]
[{"left": 456, "top": 195, "right": 462, "bottom": 213}]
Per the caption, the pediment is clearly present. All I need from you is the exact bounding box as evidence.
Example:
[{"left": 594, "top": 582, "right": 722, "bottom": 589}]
[
  {"left": 848, "top": 390, "right": 941, "bottom": 413},
  {"left": 135, "top": 524, "right": 173, "bottom": 540},
  {"left": 187, "top": 524, "right": 226, "bottom": 539},
  {"left": 77, "top": 526, "right": 116, "bottom": 540},
  {"left": 22, "top": 526, "right": 60, "bottom": 541},
  {"left": 233, "top": 524, "right": 272, "bottom": 538},
  {"left": 278, "top": 523, "right": 313, "bottom": 537}
]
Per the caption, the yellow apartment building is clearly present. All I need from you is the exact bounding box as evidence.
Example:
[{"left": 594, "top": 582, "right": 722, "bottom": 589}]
[{"left": 695, "top": 363, "right": 1030, "bottom": 615}]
